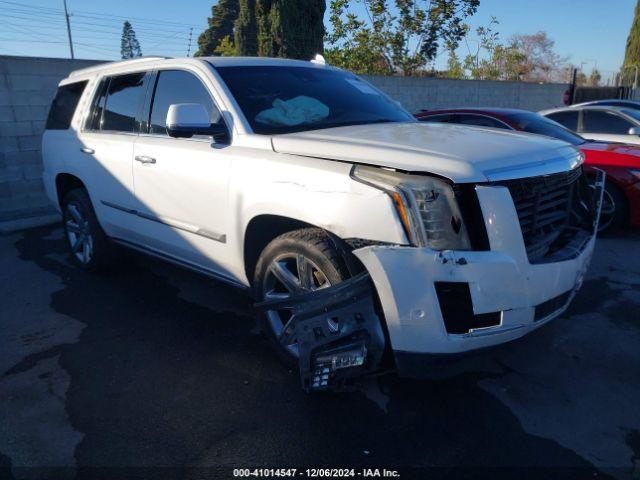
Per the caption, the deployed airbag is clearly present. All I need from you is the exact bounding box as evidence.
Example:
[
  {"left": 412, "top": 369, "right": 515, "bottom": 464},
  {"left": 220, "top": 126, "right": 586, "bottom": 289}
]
[{"left": 255, "top": 95, "right": 329, "bottom": 127}]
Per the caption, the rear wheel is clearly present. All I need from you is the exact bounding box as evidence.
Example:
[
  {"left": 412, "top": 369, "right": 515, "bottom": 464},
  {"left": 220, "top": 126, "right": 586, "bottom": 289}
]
[
  {"left": 61, "top": 188, "right": 113, "bottom": 271},
  {"left": 254, "top": 228, "right": 351, "bottom": 366}
]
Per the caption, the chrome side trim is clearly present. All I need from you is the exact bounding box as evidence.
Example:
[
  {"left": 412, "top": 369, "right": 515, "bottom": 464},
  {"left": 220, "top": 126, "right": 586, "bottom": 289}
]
[
  {"left": 101, "top": 200, "right": 136, "bottom": 214},
  {"left": 110, "top": 237, "right": 248, "bottom": 290},
  {"left": 100, "top": 200, "right": 226, "bottom": 243}
]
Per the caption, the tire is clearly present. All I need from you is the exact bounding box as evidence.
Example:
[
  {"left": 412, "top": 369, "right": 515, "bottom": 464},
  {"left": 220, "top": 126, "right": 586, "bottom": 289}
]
[
  {"left": 253, "top": 228, "right": 351, "bottom": 367},
  {"left": 598, "top": 182, "right": 628, "bottom": 233},
  {"left": 61, "top": 188, "right": 113, "bottom": 272}
]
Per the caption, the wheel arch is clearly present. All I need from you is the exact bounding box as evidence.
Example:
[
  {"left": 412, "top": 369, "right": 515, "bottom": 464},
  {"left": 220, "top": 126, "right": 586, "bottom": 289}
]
[
  {"left": 243, "top": 214, "right": 317, "bottom": 287},
  {"left": 55, "top": 173, "right": 87, "bottom": 208}
]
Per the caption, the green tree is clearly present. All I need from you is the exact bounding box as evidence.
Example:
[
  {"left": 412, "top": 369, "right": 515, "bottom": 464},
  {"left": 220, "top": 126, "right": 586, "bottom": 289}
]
[
  {"left": 196, "top": 0, "right": 240, "bottom": 57},
  {"left": 256, "top": 0, "right": 274, "bottom": 56},
  {"left": 463, "top": 20, "right": 565, "bottom": 82},
  {"left": 235, "top": 0, "right": 258, "bottom": 55},
  {"left": 463, "top": 17, "right": 499, "bottom": 79},
  {"left": 232, "top": 0, "right": 325, "bottom": 59},
  {"left": 215, "top": 35, "right": 238, "bottom": 56},
  {"left": 445, "top": 41, "right": 465, "bottom": 79},
  {"left": 624, "top": 0, "right": 640, "bottom": 67},
  {"left": 326, "top": 0, "right": 480, "bottom": 76},
  {"left": 120, "top": 21, "right": 142, "bottom": 59},
  {"left": 267, "top": 0, "right": 326, "bottom": 59},
  {"left": 588, "top": 68, "right": 602, "bottom": 86}
]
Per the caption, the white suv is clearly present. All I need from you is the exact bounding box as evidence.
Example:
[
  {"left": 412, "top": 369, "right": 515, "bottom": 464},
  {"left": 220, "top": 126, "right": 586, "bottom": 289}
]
[{"left": 42, "top": 56, "right": 603, "bottom": 390}]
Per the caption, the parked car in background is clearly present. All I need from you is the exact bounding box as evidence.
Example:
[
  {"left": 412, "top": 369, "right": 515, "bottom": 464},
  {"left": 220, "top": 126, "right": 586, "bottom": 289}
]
[
  {"left": 540, "top": 105, "right": 640, "bottom": 145},
  {"left": 43, "top": 56, "right": 603, "bottom": 391},
  {"left": 416, "top": 108, "right": 640, "bottom": 231},
  {"left": 570, "top": 99, "right": 640, "bottom": 111}
]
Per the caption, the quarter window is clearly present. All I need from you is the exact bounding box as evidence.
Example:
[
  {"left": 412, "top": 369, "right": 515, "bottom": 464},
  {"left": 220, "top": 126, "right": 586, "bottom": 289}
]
[
  {"left": 46, "top": 81, "right": 88, "bottom": 130},
  {"left": 582, "top": 110, "right": 632, "bottom": 134},
  {"left": 148, "top": 70, "right": 221, "bottom": 136}
]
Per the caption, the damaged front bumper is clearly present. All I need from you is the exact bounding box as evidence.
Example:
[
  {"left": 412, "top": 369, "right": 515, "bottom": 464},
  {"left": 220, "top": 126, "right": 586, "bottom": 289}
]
[{"left": 352, "top": 170, "right": 605, "bottom": 376}]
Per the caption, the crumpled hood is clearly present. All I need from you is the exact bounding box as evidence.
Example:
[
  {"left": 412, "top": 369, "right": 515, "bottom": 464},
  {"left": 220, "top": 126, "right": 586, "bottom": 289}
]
[{"left": 271, "top": 122, "right": 582, "bottom": 182}]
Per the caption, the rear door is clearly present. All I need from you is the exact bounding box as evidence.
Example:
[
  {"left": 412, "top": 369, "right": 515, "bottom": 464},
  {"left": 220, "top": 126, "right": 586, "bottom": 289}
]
[
  {"left": 131, "top": 68, "right": 234, "bottom": 277},
  {"left": 78, "top": 71, "right": 152, "bottom": 239}
]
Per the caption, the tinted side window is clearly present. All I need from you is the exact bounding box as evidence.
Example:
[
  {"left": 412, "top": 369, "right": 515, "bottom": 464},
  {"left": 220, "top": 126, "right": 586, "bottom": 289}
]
[
  {"left": 149, "top": 70, "right": 220, "bottom": 136},
  {"left": 46, "top": 81, "right": 88, "bottom": 130},
  {"left": 455, "top": 114, "right": 509, "bottom": 129},
  {"left": 101, "top": 72, "right": 148, "bottom": 133},
  {"left": 546, "top": 111, "right": 579, "bottom": 131},
  {"left": 582, "top": 110, "right": 632, "bottom": 134}
]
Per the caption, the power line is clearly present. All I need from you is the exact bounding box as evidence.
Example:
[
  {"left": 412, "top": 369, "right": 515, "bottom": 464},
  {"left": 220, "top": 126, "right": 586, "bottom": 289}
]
[
  {"left": 0, "top": 0, "right": 200, "bottom": 28},
  {"left": 0, "top": 0, "right": 203, "bottom": 59}
]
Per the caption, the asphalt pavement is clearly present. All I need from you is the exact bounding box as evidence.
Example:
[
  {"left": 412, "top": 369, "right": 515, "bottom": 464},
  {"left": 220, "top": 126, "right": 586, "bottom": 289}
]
[{"left": 1, "top": 225, "right": 639, "bottom": 480}]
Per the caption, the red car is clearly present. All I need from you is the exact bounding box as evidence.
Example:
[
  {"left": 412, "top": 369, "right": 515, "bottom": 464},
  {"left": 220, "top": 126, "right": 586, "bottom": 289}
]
[{"left": 415, "top": 108, "right": 640, "bottom": 231}]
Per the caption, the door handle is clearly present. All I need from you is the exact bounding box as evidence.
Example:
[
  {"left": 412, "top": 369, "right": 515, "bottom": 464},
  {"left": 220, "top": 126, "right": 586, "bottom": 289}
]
[
  {"left": 80, "top": 147, "right": 95, "bottom": 154},
  {"left": 135, "top": 155, "right": 156, "bottom": 164}
]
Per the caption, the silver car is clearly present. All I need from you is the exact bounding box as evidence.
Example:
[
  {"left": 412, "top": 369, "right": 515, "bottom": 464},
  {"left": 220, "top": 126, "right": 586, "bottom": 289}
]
[{"left": 540, "top": 105, "right": 640, "bottom": 145}]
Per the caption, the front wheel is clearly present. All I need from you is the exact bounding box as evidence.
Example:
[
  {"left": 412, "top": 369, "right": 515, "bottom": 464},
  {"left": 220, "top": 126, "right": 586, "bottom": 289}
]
[
  {"left": 61, "top": 188, "right": 113, "bottom": 271},
  {"left": 253, "top": 228, "right": 351, "bottom": 367}
]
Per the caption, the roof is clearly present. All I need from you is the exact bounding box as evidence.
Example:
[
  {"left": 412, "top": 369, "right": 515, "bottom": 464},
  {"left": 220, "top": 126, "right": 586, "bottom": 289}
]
[
  {"left": 572, "top": 99, "right": 640, "bottom": 107},
  {"left": 202, "top": 56, "right": 332, "bottom": 68},
  {"left": 68, "top": 56, "right": 171, "bottom": 78},
  {"left": 66, "top": 55, "right": 333, "bottom": 81},
  {"left": 541, "top": 105, "right": 632, "bottom": 113}
]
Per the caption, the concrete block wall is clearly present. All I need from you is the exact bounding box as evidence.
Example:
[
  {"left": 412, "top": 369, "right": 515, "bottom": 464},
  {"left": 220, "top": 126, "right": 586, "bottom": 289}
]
[
  {"left": 362, "top": 75, "right": 569, "bottom": 113},
  {"left": 0, "top": 55, "right": 569, "bottom": 226},
  {"left": 0, "top": 56, "right": 103, "bottom": 224}
]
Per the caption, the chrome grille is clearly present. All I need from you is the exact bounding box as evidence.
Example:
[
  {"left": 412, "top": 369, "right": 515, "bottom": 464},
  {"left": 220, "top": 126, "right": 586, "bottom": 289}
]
[{"left": 501, "top": 167, "right": 582, "bottom": 263}]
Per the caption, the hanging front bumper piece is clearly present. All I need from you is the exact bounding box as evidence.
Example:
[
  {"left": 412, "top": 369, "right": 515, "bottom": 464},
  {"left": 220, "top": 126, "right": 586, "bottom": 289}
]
[{"left": 255, "top": 273, "right": 386, "bottom": 392}]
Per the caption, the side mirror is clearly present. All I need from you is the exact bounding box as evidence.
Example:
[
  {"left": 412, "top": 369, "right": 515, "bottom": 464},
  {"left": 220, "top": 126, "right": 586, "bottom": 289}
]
[
  {"left": 629, "top": 127, "right": 640, "bottom": 136},
  {"left": 166, "top": 103, "right": 228, "bottom": 141}
]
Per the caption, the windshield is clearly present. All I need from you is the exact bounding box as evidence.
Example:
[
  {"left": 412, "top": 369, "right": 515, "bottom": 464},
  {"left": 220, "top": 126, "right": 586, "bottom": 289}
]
[
  {"left": 508, "top": 111, "right": 585, "bottom": 146},
  {"left": 213, "top": 65, "right": 415, "bottom": 135}
]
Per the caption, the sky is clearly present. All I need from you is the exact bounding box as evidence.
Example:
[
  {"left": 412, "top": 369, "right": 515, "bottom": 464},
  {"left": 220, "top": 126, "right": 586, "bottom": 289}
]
[{"left": 0, "top": 0, "right": 634, "bottom": 82}]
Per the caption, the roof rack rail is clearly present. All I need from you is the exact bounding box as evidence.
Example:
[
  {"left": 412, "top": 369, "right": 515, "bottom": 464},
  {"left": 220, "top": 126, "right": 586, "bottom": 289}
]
[{"left": 69, "top": 56, "right": 173, "bottom": 78}]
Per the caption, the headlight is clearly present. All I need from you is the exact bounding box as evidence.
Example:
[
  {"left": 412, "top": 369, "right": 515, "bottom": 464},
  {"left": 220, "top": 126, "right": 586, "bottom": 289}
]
[{"left": 351, "top": 165, "right": 472, "bottom": 250}]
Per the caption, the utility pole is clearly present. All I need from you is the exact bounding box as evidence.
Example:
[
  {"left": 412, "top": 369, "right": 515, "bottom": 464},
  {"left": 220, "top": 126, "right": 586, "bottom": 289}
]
[
  {"left": 63, "top": 0, "right": 74, "bottom": 59},
  {"left": 187, "top": 27, "right": 193, "bottom": 57},
  {"left": 568, "top": 67, "right": 578, "bottom": 105}
]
